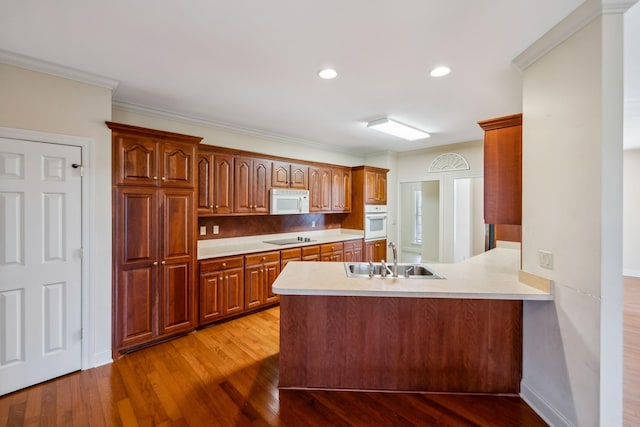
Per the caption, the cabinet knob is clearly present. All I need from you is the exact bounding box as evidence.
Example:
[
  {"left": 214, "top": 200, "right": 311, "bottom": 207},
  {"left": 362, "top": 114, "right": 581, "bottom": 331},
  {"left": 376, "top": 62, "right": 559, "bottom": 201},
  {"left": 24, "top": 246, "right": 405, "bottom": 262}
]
[
  {"left": 261, "top": 257, "right": 266, "bottom": 262},
  {"left": 161, "top": 260, "right": 166, "bottom": 265},
  {"left": 210, "top": 205, "right": 214, "bottom": 209},
  {"left": 161, "top": 176, "right": 166, "bottom": 181},
  {"left": 153, "top": 261, "right": 158, "bottom": 266},
  {"left": 225, "top": 276, "right": 229, "bottom": 280},
  {"left": 153, "top": 176, "right": 158, "bottom": 180},
  {"left": 222, "top": 262, "right": 227, "bottom": 267},
  {"left": 215, "top": 205, "right": 219, "bottom": 209}
]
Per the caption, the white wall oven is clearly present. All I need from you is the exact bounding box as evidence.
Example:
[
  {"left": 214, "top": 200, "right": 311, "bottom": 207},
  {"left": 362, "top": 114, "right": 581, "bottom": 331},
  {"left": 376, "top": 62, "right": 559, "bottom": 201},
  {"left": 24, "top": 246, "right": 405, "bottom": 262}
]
[{"left": 364, "top": 204, "right": 387, "bottom": 240}]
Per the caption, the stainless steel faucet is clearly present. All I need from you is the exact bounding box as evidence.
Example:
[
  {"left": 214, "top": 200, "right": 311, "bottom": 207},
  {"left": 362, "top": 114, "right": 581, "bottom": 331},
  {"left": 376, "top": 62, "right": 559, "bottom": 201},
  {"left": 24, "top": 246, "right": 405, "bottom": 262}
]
[{"left": 388, "top": 242, "right": 398, "bottom": 277}]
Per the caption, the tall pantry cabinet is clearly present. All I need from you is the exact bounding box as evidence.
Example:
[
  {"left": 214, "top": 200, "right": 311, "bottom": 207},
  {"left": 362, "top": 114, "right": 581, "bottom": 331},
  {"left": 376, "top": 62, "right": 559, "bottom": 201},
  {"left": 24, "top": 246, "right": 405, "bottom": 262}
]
[{"left": 108, "top": 122, "right": 202, "bottom": 356}]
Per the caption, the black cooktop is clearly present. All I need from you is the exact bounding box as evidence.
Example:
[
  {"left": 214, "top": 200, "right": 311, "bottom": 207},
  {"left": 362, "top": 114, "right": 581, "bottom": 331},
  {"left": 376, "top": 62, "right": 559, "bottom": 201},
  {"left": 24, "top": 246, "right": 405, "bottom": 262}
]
[{"left": 263, "top": 237, "right": 316, "bottom": 245}]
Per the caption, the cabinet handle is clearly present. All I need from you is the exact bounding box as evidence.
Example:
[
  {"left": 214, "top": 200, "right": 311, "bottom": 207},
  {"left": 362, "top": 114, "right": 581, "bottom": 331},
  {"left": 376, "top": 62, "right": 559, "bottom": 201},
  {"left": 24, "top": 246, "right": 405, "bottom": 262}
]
[
  {"left": 153, "top": 261, "right": 158, "bottom": 266},
  {"left": 161, "top": 260, "right": 166, "bottom": 265}
]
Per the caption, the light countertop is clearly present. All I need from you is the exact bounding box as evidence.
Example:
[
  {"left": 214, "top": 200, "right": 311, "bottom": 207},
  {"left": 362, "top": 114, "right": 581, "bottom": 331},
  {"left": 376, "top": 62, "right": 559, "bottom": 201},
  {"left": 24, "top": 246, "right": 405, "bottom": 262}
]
[
  {"left": 272, "top": 247, "right": 553, "bottom": 301},
  {"left": 197, "top": 229, "right": 365, "bottom": 260}
]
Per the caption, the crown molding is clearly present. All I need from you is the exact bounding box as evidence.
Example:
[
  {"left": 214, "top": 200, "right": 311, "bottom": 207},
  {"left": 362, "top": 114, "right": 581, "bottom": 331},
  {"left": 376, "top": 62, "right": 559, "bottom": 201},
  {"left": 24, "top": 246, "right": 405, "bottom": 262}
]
[
  {"left": 513, "top": 0, "right": 637, "bottom": 71},
  {"left": 0, "top": 49, "right": 119, "bottom": 90},
  {"left": 112, "top": 100, "right": 364, "bottom": 156}
]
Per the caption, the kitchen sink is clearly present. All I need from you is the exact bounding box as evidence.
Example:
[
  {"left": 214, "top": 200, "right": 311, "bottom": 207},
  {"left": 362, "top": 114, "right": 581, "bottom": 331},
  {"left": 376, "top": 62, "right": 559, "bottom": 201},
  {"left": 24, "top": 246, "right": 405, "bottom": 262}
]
[{"left": 344, "top": 262, "right": 444, "bottom": 279}]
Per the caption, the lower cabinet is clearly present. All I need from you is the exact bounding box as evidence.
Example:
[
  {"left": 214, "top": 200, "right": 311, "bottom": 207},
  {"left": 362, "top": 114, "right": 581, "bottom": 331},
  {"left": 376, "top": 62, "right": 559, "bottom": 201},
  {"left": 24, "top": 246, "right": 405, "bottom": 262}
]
[
  {"left": 301, "top": 245, "right": 321, "bottom": 261},
  {"left": 199, "top": 256, "right": 244, "bottom": 325},
  {"left": 365, "top": 239, "right": 387, "bottom": 262},
  {"left": 343, "top": 239, "right": 363, "bottom": 262},
  {"left": 321, "top": 242, "right": 344, "bottom": 262},
  {"left": 245, "top": 251, "right": 281, "bottom": 310},
  {"left": 281, "top": 247, "right": 302, "bottom": 269}
]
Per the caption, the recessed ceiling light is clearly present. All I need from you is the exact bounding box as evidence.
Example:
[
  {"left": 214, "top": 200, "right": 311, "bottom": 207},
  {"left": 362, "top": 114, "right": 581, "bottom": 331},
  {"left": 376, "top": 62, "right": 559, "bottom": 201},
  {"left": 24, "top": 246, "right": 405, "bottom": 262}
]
[
  {"left": 430, "top": 66, "right": 451, "bottom": 77},
  {"left": 318, "top": 68, "right": 338, "bottom": 79},
  {"left": 367, "top": 118, "right": 430, "bottom": 141}
]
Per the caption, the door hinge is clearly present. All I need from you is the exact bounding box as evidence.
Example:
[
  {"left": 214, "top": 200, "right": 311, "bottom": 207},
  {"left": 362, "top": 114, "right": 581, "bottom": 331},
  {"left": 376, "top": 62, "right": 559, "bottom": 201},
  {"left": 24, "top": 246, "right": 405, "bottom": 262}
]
[{"left": 72, "top": 163, "right": 84, "bottom": 176}]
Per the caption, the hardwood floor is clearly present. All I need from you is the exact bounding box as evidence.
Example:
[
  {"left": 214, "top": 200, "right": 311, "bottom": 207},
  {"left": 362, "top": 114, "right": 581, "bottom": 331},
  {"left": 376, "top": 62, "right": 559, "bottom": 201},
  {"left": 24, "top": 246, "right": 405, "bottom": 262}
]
[
  {"left": 625, "top": 276, "right": 640, "bottom": 427},
  {"left": 0, "top": 307, "right": 547, "bottom": 426}
]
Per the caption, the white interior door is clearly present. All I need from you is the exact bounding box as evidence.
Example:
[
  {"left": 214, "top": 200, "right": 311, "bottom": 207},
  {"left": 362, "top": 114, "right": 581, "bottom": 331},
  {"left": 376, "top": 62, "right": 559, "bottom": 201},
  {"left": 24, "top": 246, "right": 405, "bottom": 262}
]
[{"left": 0, "top": 138, "right": 82, "bottom": 395}]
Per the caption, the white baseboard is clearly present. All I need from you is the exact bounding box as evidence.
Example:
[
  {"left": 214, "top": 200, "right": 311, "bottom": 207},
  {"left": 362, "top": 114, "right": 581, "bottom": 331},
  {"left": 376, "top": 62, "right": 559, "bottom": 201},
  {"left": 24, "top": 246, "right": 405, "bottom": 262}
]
[
  {"left": 521, "top": 380, "right": 574, "bottom": 427},
  {"left": 89, "top": 350, "right": 113, "bottom": 369}
]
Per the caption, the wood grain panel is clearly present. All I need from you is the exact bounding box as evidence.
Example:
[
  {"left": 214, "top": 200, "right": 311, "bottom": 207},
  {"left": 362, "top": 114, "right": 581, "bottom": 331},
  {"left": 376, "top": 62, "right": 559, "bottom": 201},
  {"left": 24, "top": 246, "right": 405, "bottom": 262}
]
[
  {"left": 0, "top": 307, "right": 546, "bottom": 426},
  {"left": 625, "top": 276, "right": 640, "bottom": 427},
  {"left": 279, "top": 295, "right": 522, "bottom": 393}
]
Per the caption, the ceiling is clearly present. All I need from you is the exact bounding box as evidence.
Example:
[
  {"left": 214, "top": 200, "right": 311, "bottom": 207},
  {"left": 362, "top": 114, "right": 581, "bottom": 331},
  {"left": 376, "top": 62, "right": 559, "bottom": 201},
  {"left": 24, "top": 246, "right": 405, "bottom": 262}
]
[{"left": 0, "top": 0, "right": 638, "bottom": 153}]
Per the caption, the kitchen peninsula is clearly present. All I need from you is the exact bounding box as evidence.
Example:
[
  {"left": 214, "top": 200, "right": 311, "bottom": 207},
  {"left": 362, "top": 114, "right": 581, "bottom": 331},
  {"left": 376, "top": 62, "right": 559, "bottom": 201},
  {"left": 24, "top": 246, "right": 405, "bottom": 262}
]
[{"left": 273, "top": 247, "right": 552, "bottom": 394}]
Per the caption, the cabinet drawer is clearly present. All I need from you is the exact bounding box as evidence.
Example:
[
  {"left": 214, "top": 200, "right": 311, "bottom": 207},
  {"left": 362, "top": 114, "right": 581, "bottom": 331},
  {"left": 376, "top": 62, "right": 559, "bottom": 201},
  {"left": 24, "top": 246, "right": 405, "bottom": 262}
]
[
  {"left": 281, "top": 247, "right": 302, "bottom": 261},
  {"left": 199, "top": 256, "right": 244, "bottom": 272},
  {"left": 245, "top": 251, "right": 280, "bottom": 266},
  {"left": 343, "top": 239, "right": 362, "bottom": 250},
  {"left": 301, "top": 245, "right": 320, "bottom": 257},
  {"left": 321, "top": 242, "right": 343, "bottom": 253}
]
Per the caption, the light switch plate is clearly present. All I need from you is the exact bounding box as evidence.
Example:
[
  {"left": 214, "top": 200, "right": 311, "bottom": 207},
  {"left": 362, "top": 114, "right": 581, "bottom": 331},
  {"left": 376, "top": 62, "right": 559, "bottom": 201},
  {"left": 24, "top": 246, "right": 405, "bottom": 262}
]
[
  {"left": 538, "top": 250, "right": 554, "bottom": 269},
  {"left": 213, "top": 225, "right": 219, "bottom": 235},
  {"left": 199, "top": 226, "right": 206, "bottom": 236}
]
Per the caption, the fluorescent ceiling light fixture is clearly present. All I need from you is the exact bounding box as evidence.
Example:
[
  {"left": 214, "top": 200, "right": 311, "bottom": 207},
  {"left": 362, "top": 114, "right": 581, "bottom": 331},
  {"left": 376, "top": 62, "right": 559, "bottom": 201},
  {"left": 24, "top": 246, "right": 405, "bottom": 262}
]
[
  {"left": 367, "top": 118, "right": 430, "bottom": 141},
  {"left": 430, "top": 66, "right": 451, "bottom": 77},
  {"left": 318, "top": 68, "right": 338, "bottom": 79}
]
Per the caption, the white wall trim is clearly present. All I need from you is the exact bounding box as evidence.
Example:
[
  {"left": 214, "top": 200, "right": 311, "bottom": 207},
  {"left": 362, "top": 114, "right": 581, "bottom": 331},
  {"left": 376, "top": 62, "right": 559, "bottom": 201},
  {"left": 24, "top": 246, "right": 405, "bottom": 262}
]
[
  {"left": 521, "top": 380, "right": 574, "bottom": 427},
  {"left": 513, "top": 0, "right": 637, "bottom": 71},
  {"left": 112, "top": 100, "right": 365, "bottom": 156},
  {"left": 624, "top": 268, "right": 640, "bottom": 277},
  {"left": 0, "top": 49, "right": 119, "bottom": 91},
  {"left": 0, "top": 126, "right": 105, "bottom": 370}
]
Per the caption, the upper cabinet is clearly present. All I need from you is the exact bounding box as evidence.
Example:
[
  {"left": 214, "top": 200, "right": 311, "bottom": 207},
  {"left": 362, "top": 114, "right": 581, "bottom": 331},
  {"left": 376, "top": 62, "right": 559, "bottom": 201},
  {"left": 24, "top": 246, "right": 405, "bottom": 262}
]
[
  {"left": 364, "top": 168, "right": 387, "bottom": 205},
  {"left": 331, "top": 167, "right": 351, "bottom": 212},
  {"left": 272, "top": 160, "right": 308, "bottom": 189},
  {"left": 478, "top": 113, "right": 522, "bottom": 225},
  {"left": 234, "top": 156, "right": 271, "bottom": 214},
  {"left": 309, "top": 165, "right": 332, "bottom": 212},
  {"left": 112, "top": 125, "right": 196, "bottom": 188},
  {"left": 195, "top": 145, "right": 352, "bottom": 216},
  {"left": 197, "top": 150, "right": 233, "bottom": 215}
]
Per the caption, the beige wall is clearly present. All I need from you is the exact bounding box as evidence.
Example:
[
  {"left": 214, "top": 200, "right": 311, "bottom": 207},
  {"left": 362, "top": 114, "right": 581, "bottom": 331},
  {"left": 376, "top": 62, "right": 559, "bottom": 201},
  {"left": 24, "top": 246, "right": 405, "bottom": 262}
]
[
  {"left": 112, "top": 108, "right": 365, "bottom": 167},
  {"left": 520, "top": 14, "right": 624, "bottom": 427},
  {"left": 0, "top": 63, "right": 114, "bottom": 366},
  {"left": 624, "top": 149, "right": 640, "bottom": 275},
  {"left": 395, "top": 140, "right": 484, "bottom": 263}
]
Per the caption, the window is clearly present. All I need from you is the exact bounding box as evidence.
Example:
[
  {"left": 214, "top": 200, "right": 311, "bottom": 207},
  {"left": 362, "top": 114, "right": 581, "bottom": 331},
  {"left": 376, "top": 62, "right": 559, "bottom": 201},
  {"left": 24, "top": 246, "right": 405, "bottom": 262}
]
[{"left": 413, "top": 189, "right": 422, "bottom": 244}]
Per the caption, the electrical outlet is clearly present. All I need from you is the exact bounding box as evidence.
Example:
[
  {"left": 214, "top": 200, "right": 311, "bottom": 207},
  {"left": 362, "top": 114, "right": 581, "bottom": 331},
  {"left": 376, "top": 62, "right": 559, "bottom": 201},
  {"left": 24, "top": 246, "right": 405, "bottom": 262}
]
[
  {"left": 213, "top": 225, "right": 219, "bottom": 235},
  {"left": 311, "top": 220, "right": 316, "bottom": 228},
  {"left": 538, "top": 250, "right": 553, "bottom": 269},
  {"left": 199, "top": 226, "right": 206, "bottom": 236}
]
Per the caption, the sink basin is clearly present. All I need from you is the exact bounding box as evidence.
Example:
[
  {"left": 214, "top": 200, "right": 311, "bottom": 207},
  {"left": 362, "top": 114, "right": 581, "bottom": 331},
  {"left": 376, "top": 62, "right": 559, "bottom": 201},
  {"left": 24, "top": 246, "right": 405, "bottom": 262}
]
[{"left": 344, "top": 262, "right": 444, "bottom": 279}]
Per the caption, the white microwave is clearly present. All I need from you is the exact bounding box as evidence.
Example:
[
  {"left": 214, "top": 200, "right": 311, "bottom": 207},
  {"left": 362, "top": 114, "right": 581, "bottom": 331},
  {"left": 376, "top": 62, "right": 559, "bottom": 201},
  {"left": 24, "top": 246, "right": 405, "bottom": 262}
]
[
  {"left": 270, "top": 189, "right": 310, "bottom": 215},
  {"left": 364, "top": 204, "right": 387, "bottom": 240}
]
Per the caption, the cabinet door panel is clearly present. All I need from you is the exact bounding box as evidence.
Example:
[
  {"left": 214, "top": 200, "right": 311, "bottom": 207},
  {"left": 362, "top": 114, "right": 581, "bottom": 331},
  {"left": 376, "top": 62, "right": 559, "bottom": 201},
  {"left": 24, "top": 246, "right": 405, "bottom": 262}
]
[
  {"left": 234, "top": 157, "right": 252, "bottom": 213},
  {"left": 197, "top": 154, "right": 213, "bottom": 214},
  {"left": 272, "top": 161, "right": 290, "bottom": 188},
  {"left": 117, "top": 188, "right": 156, "bottom": 265},
  {"left": 160, "top": 261, "right": 193, "bottom": 334},
  {"left": 200, "top": 271, "right": 222, "bottom": 323},
  {"left": 162, "top": 142, "right": 195, "bottom": 187},
  {"left": 213, "top": 154, "right": 234, "bottom": 214},
  {"left": 115, "top": 135, "right": 157, "bottom": 186},
  {"left": 263, "top": 261, "right": 281, "bottom": 304},
  {"left": 161, "top": 191, "right": 193, "bottom": 260},
  {"left": 245, "top": 266, "right": 262, "bottom": 309},
  {"left": 290, "top": 163, "right": 308, "bottom": 189},
  {"left": 252, "top": 158, "right": 271, "bottom": 213},
  {"left": 116, "top": 265, "right": 155, "bottom": 348},
  {"left": 224, "top": 268, "right": 244, "bottom": 315}
]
